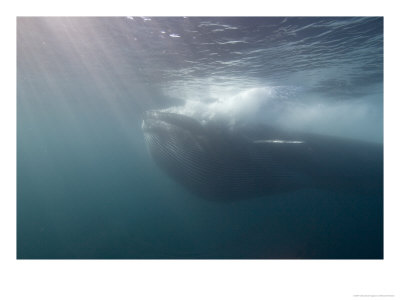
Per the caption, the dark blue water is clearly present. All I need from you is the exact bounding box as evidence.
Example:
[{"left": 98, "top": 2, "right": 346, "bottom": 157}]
[{"left": 17, "top": 17, "right": 383, "bottom": 259}]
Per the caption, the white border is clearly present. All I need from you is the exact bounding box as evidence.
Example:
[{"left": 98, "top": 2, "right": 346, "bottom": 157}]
[{"left": 2, "top": 1, "right": 399, "bottom": 299}]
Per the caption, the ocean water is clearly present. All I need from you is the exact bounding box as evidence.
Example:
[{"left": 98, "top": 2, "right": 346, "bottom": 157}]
[{"left": 17, "top": 17, "right": 383, "bottom": 259}]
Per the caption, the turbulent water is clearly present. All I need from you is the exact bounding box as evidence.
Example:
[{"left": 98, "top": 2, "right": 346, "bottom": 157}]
[{"left": 17, "top": 17, "right": 383, "bottom": 259}]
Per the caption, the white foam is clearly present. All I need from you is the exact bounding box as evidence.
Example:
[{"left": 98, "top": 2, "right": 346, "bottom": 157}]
[
  {"left": 162, "top": 85, "right": 382, "bottom": 142},
  {"left": 164, "top": 86, "right": 277, "bottom": 126}
]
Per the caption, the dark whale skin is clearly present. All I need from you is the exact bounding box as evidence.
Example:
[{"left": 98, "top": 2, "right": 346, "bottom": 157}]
[{"left": 142, "top": 111, "right": 383, "bottom": 201}]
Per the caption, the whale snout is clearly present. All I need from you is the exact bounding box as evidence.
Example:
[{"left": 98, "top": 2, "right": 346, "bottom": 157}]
[
  {"left": 142, "top": 111, "right": 168, "bottom": 134},
  {"left": 142, "top": 111, "right": 205, "bottom": 136}
]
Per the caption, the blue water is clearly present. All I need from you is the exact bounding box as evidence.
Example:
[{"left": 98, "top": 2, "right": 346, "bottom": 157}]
[{"left": 17, "top": 17, "right": 383, "bottom": 259}]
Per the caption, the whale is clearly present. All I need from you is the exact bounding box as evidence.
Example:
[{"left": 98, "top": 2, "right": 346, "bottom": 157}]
[{"left": 142, "top": 110, "right": 383, "bottom": 201}]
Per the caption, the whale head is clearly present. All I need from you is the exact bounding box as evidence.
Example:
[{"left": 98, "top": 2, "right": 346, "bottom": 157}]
[
  {"left": 141, "top": 110, "right": 317, "bottom": 200},
  {"left": 142, "top": 111, "right": 249, "bottom": 199}
]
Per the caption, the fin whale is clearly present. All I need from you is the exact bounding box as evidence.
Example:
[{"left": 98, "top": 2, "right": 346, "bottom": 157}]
[{"left": 142, "top": 110, "right": 383, "bottom": 201}]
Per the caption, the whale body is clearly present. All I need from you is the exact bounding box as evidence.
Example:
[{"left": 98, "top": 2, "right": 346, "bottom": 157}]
[{"left": 142, "top": 110, "right": 383, "bottom": 201}]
